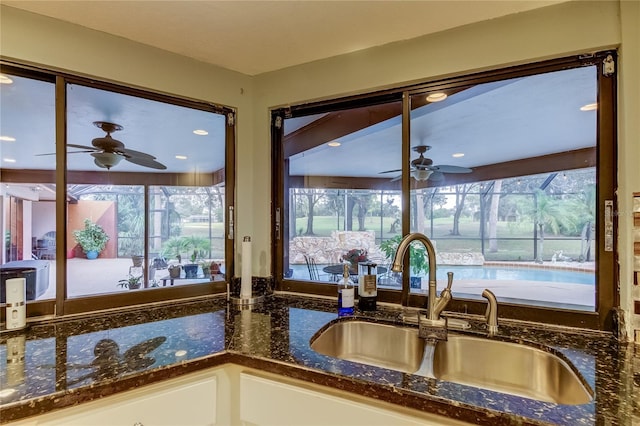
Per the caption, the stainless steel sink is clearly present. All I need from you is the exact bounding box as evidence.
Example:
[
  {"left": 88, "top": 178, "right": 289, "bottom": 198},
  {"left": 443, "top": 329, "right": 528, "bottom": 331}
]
[
  {"left": 310, "top": 320, "right": 426, "bottom": 373},
  {"left": 310, "top": 320, "right": 593, "bottom": 405},
  {"left": 433, "top": 334, "right": 592, "bottom": 404}
]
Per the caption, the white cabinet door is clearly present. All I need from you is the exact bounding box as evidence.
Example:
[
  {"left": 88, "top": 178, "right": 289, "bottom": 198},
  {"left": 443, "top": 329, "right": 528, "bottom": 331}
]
[
  {"left": 23, "top": 371, "right": 218, "bottom": 426},
  {"left": 239, "top": 372, "right": 468, "bottom": 426}
]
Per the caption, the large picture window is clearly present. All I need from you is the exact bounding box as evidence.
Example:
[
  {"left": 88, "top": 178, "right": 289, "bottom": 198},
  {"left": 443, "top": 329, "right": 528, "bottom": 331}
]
[
  {"left": 0, "top": 64, "right": 234, "bottom": 316},
  {"left": 273, "top": 52, "right": 616, "bottom": 330}
]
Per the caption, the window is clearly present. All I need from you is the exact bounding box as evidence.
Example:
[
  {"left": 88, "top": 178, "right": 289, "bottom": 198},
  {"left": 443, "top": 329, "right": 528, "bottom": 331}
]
[
  {"left": 0, "top": 63, "right": 234, "bottom": 317},
  {"left": 0, "top": 70, "right": 57, "bottom": 314},
  {"left": 273, "top": 52, "right": 616, "bottom": 330}
]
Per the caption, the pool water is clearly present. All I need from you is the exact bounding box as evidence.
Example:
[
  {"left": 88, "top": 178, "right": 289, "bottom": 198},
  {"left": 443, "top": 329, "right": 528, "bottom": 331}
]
[{"left": 436, "top": 265, "right": 594, "bottom": 285}]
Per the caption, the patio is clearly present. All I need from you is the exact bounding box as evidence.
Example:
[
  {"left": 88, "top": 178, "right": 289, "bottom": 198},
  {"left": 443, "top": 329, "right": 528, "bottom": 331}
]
[{"left": 39, "top": 258, "right": 221, "bottom": 299}]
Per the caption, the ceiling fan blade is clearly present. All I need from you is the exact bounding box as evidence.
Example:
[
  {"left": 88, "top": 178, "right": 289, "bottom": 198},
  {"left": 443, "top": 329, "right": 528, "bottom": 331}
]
[
  {"left": 431, "top": 165, "right": 472, "bottom": 173},
  {"left": 119, "top": 147, "right": 157, "bottom": 159},
  {"left": 68, "top": 143, "right": 99, "bottom": 151},
  {"left": 124, "top": 155, "right": 167, "bottom": 170},
  {"left": 379, "top": 169, "right": 402, "bottom": 174},
  {"left": 36, "top": 149, "right": 97, "bottom": 156},
  {"left": 390, "top": 175, "right": 401, "bottom": 182}
]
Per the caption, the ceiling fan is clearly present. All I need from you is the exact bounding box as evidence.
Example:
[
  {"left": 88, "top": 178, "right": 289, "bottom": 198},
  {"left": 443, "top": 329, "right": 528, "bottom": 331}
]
[
  {"left": 379, "top": 145, "right": 472, "bottom": 182},
  {"left": 44, "top": 121, "right": 167, "bottom": 170}
]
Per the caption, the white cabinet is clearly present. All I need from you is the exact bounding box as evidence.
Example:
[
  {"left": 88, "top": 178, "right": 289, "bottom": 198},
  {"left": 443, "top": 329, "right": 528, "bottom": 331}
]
[
  {"left": 9, "top": 369, "right": 220, "bottom": 426},
  {"left": 8, "top": 364, "right": 468, "bottom": 426},
  {"left": 239, "top": 371, "right": 468, "bottom": 426}
]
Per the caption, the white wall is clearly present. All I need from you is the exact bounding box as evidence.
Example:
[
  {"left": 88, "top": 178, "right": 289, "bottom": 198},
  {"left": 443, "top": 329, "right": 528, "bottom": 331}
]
[
  {"left": 618, "top": 0, "right": 640, "bottom": 339},
  {"left": 1, "top": 1, "right": 638, "bottom": 337}
]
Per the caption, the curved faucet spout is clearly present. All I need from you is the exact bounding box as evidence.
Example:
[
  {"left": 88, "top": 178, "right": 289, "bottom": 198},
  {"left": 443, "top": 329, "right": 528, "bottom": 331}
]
[{"left": 391, "top": 233, "right": 453, "bottom": 322}]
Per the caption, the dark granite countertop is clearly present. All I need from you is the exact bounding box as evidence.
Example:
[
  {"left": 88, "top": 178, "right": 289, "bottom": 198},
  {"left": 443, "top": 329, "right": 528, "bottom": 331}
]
[{"left": 1, "top": 293, "right": 639, "bottom": 425}]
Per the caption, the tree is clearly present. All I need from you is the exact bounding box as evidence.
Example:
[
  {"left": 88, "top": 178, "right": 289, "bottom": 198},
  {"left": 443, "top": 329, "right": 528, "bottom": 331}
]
[
  {"left": 530, "top": 190, "right": 580, "bottom": 262},
  {"left": 488, "top": 180, "right": 503, "bottom": 252},
  {"left": 451, "top": 184, "right": 476, "bottom": 236},
  {"left": 346, "top": 192, "right": 372, "bottom": 231},
  {"left": 577, "top": 185, "right": 596, "bottom": 261},
  {"left": 299, "top": 189, "right": 325, "bottom": 235}
]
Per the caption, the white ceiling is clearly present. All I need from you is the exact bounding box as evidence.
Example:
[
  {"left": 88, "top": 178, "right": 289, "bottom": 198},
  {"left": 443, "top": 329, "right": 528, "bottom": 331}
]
[{"left": 2, "top": 1, "right": 567, "bottom": 76}]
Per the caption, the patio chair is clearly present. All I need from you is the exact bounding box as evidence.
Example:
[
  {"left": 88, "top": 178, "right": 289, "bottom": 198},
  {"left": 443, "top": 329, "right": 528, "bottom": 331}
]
[{"left": 304, "top": 255, "right": 329, "bottom": 281}]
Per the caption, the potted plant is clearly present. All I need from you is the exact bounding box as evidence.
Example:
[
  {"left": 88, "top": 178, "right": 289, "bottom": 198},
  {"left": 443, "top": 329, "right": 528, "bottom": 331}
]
[
  {"left": 73, "top": 219, "right": 109, "bottom": 260},
  {"left": 160, "top": 236, "right": 209, "bottom": 264},
  {"left": 379, "top": 235, "right": 429, "bottom": 288},
  {"left": 183, "top": 250, "right": 200, "bottom": 278},
  {"left": 200, "top": 260, "right": 211, "bottom": 278},
  {"left": 168, "top": 264, "right": 182, "bottom": 278},
  {"left": 118, "top": 274, "right": 142, "bottom": 290},
  {"left": 341, "top": 248, "right": 368, "bottom": 272}
]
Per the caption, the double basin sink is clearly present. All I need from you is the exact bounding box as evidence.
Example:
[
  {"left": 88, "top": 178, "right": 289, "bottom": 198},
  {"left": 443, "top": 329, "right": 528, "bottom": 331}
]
[{"left": 310, "top": 319, "right": 593, "bottom": 405}]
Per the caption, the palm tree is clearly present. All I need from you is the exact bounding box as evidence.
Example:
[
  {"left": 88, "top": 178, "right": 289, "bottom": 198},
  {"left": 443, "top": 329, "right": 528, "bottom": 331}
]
[
  {"left": 577, "top": 185, "right": 596, "bottom": 261},
  {"left": 530, "top": 190, "right": 580, "bottom": 263}
]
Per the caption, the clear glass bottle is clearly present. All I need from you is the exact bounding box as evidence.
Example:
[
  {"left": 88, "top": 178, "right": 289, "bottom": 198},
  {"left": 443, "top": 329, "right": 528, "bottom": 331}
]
[{"left": 338, "top": 264, "right": 355, "bottom": 316}]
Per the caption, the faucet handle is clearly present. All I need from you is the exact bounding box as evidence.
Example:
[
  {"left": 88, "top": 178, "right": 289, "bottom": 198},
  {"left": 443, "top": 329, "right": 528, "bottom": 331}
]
[
  {"left": 444, "top": 271, "right": 454, "bottom": 291},
  {"left": 482, "top": 289, "right": 498, "bottom": 336}
]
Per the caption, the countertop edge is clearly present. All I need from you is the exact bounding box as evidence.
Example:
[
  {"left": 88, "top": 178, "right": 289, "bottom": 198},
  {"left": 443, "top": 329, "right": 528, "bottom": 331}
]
[{"left": 0, "top": 350, "right": 552, "bottom": 426}]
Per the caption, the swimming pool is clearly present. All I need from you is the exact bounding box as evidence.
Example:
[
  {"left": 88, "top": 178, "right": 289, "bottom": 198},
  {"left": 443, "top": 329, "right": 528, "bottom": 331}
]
[{"left": 435, "top": 265, "right": 594, "bottom": 285}]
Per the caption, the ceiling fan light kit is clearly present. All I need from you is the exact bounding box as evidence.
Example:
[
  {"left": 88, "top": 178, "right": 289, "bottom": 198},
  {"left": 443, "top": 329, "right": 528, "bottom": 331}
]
[
  {"left": 414, "top": 169, "right": 433, "bottom": 181},
  {"left": 379, "top": 144, "right": 472, "bottom": 182},
  {"left": 92, "top": 152, "right": 123, "bottom": 169}
]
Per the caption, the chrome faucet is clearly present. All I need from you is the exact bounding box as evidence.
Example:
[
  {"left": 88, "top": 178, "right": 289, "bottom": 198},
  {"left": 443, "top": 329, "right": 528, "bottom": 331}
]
[
  {"left": 482, "top": 289, "right": 498, "bottom": 335},
  {"left": 391, "top": 233, "right": 453, "bottom": 340}
]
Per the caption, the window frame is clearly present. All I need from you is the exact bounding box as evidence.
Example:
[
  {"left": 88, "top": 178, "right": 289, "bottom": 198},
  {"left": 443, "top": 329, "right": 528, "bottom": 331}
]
[
  {"left": 271, "top": 51, "right": 617, "bottom": 331},
  {"left": 0, "top": 60, "right": 236, "bottom": 318}
]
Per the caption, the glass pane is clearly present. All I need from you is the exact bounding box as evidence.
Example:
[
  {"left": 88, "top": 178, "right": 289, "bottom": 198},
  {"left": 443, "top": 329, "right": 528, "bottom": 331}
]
[
  {"left": 0, "top": 72, "right": 57, "bottom": 302},
  {"left": 283, "top": 101, "right": 403, "bottom": 284},
  {"left": 149, "top": 185, "right": 226, "bottom": 287},
  {"left": 409, "top": 66, "right": 597, "bottom": 311},
  {"left": 66, "top": 83, "right": 225, "bottom": 297}
]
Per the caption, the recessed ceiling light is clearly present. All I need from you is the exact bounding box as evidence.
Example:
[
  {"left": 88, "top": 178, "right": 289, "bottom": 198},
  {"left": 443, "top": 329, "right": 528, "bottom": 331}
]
[
  {"left": 580, "top": 103, "right": 597, "bottom": 111},
  {"left": 175, "top": 349, "right": 187, "bottom": 357},
  {"left": 452, "top": 153, "right": 465, "bottom": 158},
  {"left": 193, "top": 129, "right": 208, "bottom": 136},
  {"left": 175, "top": 155, "right": 188, "bottom": 160},
  {"left": 3, "top": 158, "right": 16, "bottom": 163},
  {"left": 327, "top": 141, "right": 341, "bottom": 147},
  {"left": 0, "top": 136, "right": 16, "bottom": 142},
  {"left": 0, "top": 75, "right": 13, "bottom": 85},
  {"left": 426, "top": 92, "right": 447, "bottom": 102}
]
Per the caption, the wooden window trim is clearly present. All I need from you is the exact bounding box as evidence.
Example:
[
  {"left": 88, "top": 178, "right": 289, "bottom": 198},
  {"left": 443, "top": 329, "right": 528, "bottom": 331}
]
[{"left": 272, "top": 51, "right": 617, "bottom": 331}]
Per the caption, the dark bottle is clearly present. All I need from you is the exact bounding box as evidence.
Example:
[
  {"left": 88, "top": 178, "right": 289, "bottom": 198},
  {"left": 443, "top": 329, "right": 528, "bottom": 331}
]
[{"left": 358, "top": 262, "right": 377, "bottom": 311}]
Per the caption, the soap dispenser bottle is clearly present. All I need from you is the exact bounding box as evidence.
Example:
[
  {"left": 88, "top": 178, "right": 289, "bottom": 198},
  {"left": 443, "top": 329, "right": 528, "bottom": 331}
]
[
  {"left": 358, "top": 262, "right": 377, "bottom": 311},
  {"left": 338, "top": 264, "right": 355, "bottom": 316}
]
